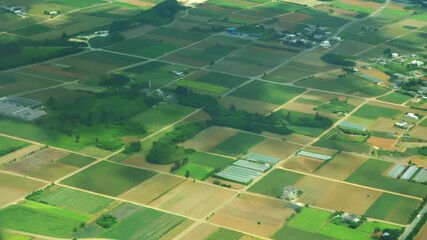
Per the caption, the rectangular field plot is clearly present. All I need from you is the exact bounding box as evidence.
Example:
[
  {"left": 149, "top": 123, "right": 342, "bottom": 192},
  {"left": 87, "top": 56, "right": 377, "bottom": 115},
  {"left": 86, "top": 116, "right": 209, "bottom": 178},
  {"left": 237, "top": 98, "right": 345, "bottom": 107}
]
[
  {"left": 210, "top": 131, "right": 264, "bottom": 157},
  {"left": 346, "top": 159, "right": 427, "bottom": 198},
  {"left": 377, "top": 92, "right": 412, "bottom": 104},
  {"left": 365, "top": 193, "right": 421, "bottom": 224},
  {"left": 149, "top": 180, "right": 235, "bottom": 219},
  {"left": 51, "top": 51, "right": 144, "bottom": 78},
  {"left": 120, "top": 173, "right": 185, "bottom": 205},
  {"left": 28, "top": 186, "right": 114, "bottom": 215},
  {"left": 208, "top": 194, "right": 294, "bottom": 237},
  {"left": 248, "top": 169, "right": 304, "bottom": 197},
  {"left": 206, "top": 228, "right": 244, "bottom": 240},
  {"left": 0, "top": 172, "right": 46, "bottom": 207},
  {"left": 0, "top": 71, "right": 60, "bottom": 96},
  {"left": 176, "top": 70, "right": 249, "bottom": 95},
  {"left": 0, "top": 200, "right": 92, "bottom": 238},
  {"left": 315, "top": 153, "right": 368, "bottom": 180},
  {"left": 294, "top": 175, "right": 382, "bottom": 215},
  {"left": 229, "top": 80, "right": 305, "bottom": 105},
  {"left": 119, "top": 61, "right": 196, "bottom": 89},
  {"left": 101, "top": 204, "right": 188, "bottom": 240},
  {"left": 274, "top": 207, "right": 403, "bottom": 240},
  {"left": 176, "top": 163, "right": 215, "bottom": 180},
  {"left": 2, "top": 148, "right": 79, "bottom": 181},
  {"left": 131, "top": 103, "right": 195, "bottom": 133},
  {"left": 162, "top": 35, "right": 250, "bottom": 67},
  {"left": 0, "top": 135, "right": 29, "bottom": 157},
  {"left": 61, "top": 161, "right": 157, "bottom": 196},
  {"left": 352, "top": 104, "right": 401, "bottom": 120},
  {"left": 220, "top": 96, "right": 279, "bottom": 115},
  {"left": 57, "top": 153, "right": 96, "bottom": 168},
  {"left": 283, "top": 156, "right": 323, "bottom": 174}
]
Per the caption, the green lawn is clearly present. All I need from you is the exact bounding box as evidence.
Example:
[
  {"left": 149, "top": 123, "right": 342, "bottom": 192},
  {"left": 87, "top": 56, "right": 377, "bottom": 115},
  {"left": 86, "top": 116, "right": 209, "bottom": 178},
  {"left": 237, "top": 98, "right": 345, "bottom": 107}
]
[
  {"left": 352, "top": 104, "right": 401, "bottom": 120},
  {"left": 377, "top": 92, "right": 412, "bottom": 104},
  {"left": 346, "top": 159, "right": 427, "bottom": 198},
  {"left": 0, "top": 201, "right": 91, "bottom": 238},
  {"left": 0, "top": 135, "right": 29, "bottom": 156},
  {"left": 57, "top": 154, "right": 96, "bottom": 168},
  {"left": 248, "top": 169, "right": 304, "bottom": 197},
  {"left": 131, "top": 103, "right": 195, "bottom": 133},
  {"left": 230, "top": 80, "right": 306, "bottom": 105},
  {"left": 175, "top": 163, "right": 215, "bottom": 180},
  {"left": 61, "top": 161, "right": 156, "bottom": 196},
  {"left": 273, "top": 207, "right": 403, "bottom": 240},
  {"left": 187, "top": 151, "right": 234, "bottom": 169},
  {"left": 365, "top": 193, "right": 421, "bottom": 224},
  {"left": 101, "top": 206, "right": 184, "bottom": 239},
  {"left": 210, "top": 132, "right": 264, "bottom": 156}
]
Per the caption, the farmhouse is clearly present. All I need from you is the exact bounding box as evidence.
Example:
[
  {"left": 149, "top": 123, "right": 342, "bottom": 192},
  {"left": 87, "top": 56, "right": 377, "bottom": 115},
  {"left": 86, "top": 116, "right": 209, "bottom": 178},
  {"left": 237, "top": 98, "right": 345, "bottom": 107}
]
[
  {"left": 410, "top": 60, "right": 424, "bottom": 67},
  {"left": 281, "top": 186, "right": 298, "bottom": 200},
  {"left": 286, "top": 202, "right": 304, "bottom": 210},
  {"left": 395, "top": 121, "right": 409, "bottom": 129},
  {"left": 320, "top": 40, "right": 331, "bottom": 48},
  {"left": 405, "top": 112, "right": 419, "bottom": 120},
  {"left": 341, "top": 213, "right": 361, "bottom": 223}
]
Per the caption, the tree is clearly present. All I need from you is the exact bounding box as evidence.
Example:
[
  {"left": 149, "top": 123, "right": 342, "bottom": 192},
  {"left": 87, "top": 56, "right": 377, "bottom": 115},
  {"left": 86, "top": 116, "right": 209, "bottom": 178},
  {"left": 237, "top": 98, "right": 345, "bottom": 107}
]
[
  {"left": 124, "top": 141, "right": 141, "bottom": 154},
  {"left": 96, "top": 214, "right": 117, "bottom": 228},
  {"left": 75, "top": 132, "right": 80, "bottom": 143},
  {"left": 185, "top": 170, "right": 190, "bottom": 178}
]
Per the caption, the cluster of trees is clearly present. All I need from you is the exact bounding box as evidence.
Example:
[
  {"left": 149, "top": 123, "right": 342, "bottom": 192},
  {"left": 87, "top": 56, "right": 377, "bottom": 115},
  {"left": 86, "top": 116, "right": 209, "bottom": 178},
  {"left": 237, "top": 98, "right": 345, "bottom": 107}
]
[
  {"left": 283, "top": 112, "right": 333, "bottom": 129},
  {"left": 146, "top": 123, "right": 207, "bottom": 165},
  {"left": 123, "top": 141, "right": 142, "bottom": 154},
  {"left": 109, "top": 0, "right": 184, "bottom": 32},
  {"left": 96, "top": 214, "right": 117, "bottom": 228},
  {"left": 374, "top": 228, "right": 403, "bottom": 240},
  {"left": 321, "top": 53, "right": 356, "bottom": 67},
  {"left": 418, "top": 146, "right": 427, "bottom": 156},
  {"left": 330, "top": 211, "right": 367, "bottom": 229},
  {"left": 205, "top": 104, "right": 293, "bottom": 135},
  {"left": 0, "top": 42, "right": 22, "bottom": 56},
  {"left": 174, "top": 86, "right": 217, "bottom": 108}
]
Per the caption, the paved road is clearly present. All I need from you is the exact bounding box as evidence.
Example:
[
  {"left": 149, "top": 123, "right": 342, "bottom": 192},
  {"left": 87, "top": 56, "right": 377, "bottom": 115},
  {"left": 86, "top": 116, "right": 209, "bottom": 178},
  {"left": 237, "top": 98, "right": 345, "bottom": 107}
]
[{"left": 401, "top": 203, "right": 427, "bottom": 239}]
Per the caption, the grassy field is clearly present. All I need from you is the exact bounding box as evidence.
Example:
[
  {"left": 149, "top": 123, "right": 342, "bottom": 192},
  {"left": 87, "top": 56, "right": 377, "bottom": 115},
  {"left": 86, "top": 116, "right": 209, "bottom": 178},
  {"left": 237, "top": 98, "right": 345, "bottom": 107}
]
[
  {"left": 57, "top": 154, "right": 96, "bottom": 168},
  {"left": 210, "top": 132, "right": 264, "bottom": 157},
  {"left": 175, "top": 163, "right": 215, "bottom": 180},
  {"left": 187, "top": 151, "right": 234, "bottom": 169},
  {"left": 346, "top": 159, "right": 427, "bottom": 198},
  {"left": 248, "top": 169, "right": 304, "bottom": 197},
  {"left": 274, "top": 207, "right": 403, "bottom": 240},
  {"left": 230, "top": 80, "right": 305, "bottom": 105},
  {"left": 206, "top": 228, "right": 244, "bottom": 240},
  {"left": 352, "top": 104, "right": 401, "bottom": 120},
  {"left": 101, "top": 205, "right": 184, "bottom": 239},
  {"left": 61, "top": 161, "right": 157, "bottom": 196},
  {"left": 0, "top": 135, "right": 29, "bottom": 156},
  {"left": 365, "top": 193, "right": 420, "bottom": 224},
  {"left": 131, "top": 103, "right": 195, "bottom": 133},
  {"left": 377, "top": 92, "right": 412, "bottom": 104},
  {"left": 0, "top": 200, "right": 91, "bottom": 238},
  {"left": 31, "top": 186, "right": 114, "bottom": 215}
]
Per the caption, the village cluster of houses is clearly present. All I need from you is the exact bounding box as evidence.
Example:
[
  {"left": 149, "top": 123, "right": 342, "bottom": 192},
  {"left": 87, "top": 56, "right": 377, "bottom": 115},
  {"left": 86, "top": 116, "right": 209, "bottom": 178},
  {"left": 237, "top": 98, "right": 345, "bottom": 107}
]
[
  {"left": 0, "top": 5, "right": 27, "bottom": 16},
  {"left": 395, "top": 112, "right": 421, "bottom": 129},
  {"left": 279, "top": 25, "right": 341, "bottom": 49}
]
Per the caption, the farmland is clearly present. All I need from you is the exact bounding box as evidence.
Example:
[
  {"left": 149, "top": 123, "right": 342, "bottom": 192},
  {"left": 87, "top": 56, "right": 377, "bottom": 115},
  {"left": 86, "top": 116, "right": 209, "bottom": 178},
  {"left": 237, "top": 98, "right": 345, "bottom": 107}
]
[
  {"left": 61, "top": 161, "right": 157, "bottom": 196},
  {"left": 0, "top": 0, "right": 426, "bottom": 239}
]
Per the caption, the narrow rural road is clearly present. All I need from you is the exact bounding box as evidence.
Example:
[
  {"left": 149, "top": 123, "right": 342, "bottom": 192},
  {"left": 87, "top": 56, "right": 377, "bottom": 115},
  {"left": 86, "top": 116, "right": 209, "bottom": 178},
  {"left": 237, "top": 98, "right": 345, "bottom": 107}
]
[{"left": 401, "top": 203, "right": 427, "bottom": 239}]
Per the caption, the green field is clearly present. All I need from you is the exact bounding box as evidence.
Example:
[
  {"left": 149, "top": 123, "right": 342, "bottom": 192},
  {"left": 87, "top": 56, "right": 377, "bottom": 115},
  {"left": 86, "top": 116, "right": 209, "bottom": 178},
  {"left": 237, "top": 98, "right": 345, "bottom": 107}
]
[
  {"left": 61, "top": 161, "right": 156, "bottom": 196},
  {"left": 101, "top": 205, "right": 184, "bottom": 239},
  {"left": 57, "top": 154, "right": 96, "bottom": 168},
  {"left": 0, "top": 200, "right": 91, "bottom": 238},
  {"left": 210, "top": 132, "right": 264, "bottom": 156},
  {"left": 274, "top": 207, "right": 403, "bottom": 240},
  {"left": 206, "top": 228, "right": 244, "bottom": 240},
  {"left": 0, "top": 135, "right": 29, "bottom": 156},
  {"left": 365, "top": 193, "right": 420, "bottom": 224},
  {"left": 377, "top": 92, "right": 412, "bottom": 104},
  {"left": 352, "top": 104, "right": 401, "bottom": 120},
  {"left": 346, "top": 159, "right": 427, "bottom": 198},
  {"left": 230, "top": 80, "right": 305, "bottom": 105},
  {"left": 330, "top": 2, "right": 374, "bottom": 14},
  {"left": 30, "top": 186, "right": 114, "bottom": 214},
  {"left": 187, "top": 151, "right": 234, "bottom": 169},
  {"left": 314, "top": 99, "right": 355, "bottom": 114},
  {"left": 175, "top": 163, "right": 215, "bottom": 180},
  {"left": 131, "top": 103, "right": 195, "bottom": 132},
  {"left": 176, "top": 79, "right": 229, "bottom": 94},
  {"left": 248, "top": 169, "right": 304, "bottom": 197}
]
